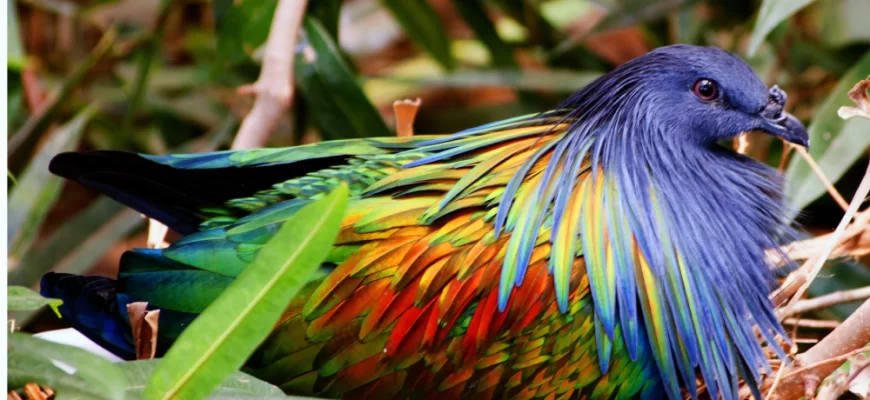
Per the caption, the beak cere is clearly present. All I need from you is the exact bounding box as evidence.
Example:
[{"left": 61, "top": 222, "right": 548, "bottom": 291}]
[{"left": 758, "top": 85, "right": 810, "bottom": 148}]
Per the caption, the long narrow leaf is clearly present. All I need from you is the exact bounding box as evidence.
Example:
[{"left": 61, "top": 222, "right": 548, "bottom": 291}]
[
  {"left": 451, "top": 0, "right": 517, "bottom": 68},
  {"left": 381, "top": 0, "right": 456, "bottom": 70},
  {"left": 296, "top": 17, "right": 391, "bottom": 139},
  {"left": 8, "top": 104, "right": 100, "bottom": 264},
  {"left": 8, "top": 30, "right": 115, "bottom": 169},
  {"left": 747, "top": 0, "right": 816, "bottom": 56},
  {"left": 143, "top": 184, "right": 349, "bottom": 400}
]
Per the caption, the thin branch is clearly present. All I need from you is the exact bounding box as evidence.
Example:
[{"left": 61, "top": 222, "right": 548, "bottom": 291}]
[
  {"left": 777, "top": 139, "right": 793, "bottom": 172},
  {"left": 146, "top": 218, "right": 170, "bottom": 249},
  {"left": 734, "top": 133, "right": 750, "bottom": 154},
  {"left": 816, "top": 354, "right": 870, "bottom": 400},
  {"left": 779, "top": 158, "right": 870, "bottom": 319},
  {"left": 777, "top": 208, "right": 870, "bottom": 263},
  {"left": 780, "top": 286, "right": 870, "bottom": 319},
  {"left": 769, "top": 300, "right": 870, "bottom": 399},
  {"left": 231, "top": 0, "right": 309, "bottom": 150},
  {"left": 393, "top": 98, "right": 422, "bottom": 137},
  {"left": 782, "top": 318, "right": 840, "bottom": 330},
  {"left": 793, "top": 145, "right": 850, "bottom": 211}
]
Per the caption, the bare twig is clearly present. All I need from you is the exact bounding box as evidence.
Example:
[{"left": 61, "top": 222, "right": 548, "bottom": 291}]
[
  {"left": 231, "top": 0, "right": 309, "bottom": 149},
  {"left": 779, "top": 158, "right": 870, "bottom": 319},
  {"left": 734, "top": 133, "right": 750, "bottom": 154},
  {"left": 816, "top": 353, "right": 870, "bottom": 400},
  {"left": 780, "top": 286, "right": 870, "bottom": 319},
  {"left": 769, "top": 300, "right": 870, "bottom": 399},
  {"left": 146, "top": 218, "right": 169, "bottom": 249},
  {"left": 793, "top": 145, "right": 850, "bottom": 211},
  {"left": 777, "top": 209, "right": 870, "bottom": 263},
  {"left": 777, "top": 139, "right": 793, "bottom": 172},
  {"left": 782, "top": 318, "right": 840, "bottom": 330},
  {"left": 393, "top": 98, "right": 422, "bottom": 137}
]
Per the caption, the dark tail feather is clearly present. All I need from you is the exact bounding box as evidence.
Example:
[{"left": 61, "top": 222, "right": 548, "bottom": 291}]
[
  {"left": 49, "top": 151, "right": 343, "bottom": 234},
  {"left": 40, "top": 272, "right": 135, "bottom": 360}
]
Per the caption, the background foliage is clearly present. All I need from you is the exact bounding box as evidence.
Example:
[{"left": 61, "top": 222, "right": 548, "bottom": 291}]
[{"left": 7, "top": 0, "right": 870, "bottom": 398}]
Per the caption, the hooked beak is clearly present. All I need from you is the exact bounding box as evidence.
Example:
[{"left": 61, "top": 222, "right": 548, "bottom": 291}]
[{"left": 756, "top": 85, "right": 810, "bottom": 148}]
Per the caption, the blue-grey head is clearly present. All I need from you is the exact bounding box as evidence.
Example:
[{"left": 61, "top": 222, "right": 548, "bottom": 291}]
[{"left": 565, "top": 44, "right": 810, "bottom": 149}]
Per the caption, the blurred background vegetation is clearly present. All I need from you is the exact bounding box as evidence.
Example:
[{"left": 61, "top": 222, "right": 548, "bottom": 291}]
[{"left": 6, "top": 0, "right": 870, "bottom": 341}]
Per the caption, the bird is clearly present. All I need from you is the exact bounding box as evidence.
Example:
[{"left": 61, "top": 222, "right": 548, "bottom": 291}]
[{"left": 42, "top": 44, "right": 809, "bottom": 400}]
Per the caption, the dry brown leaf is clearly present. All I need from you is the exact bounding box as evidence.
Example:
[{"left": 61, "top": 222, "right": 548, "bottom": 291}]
[
  {"left": 127, "top": 302, "right": 160, "bottom": 360},
  {"left": 838, "top": 76, "right": 870, "bottom": 120}
]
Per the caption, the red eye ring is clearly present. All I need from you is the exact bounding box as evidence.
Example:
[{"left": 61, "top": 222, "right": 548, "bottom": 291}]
[{"left": 693, "top": 79, "right": 719, "bottom": 101}]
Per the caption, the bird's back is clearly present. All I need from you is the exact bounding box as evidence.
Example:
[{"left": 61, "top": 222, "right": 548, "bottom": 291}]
[{"left": 43, "top": 113, "right": 663, "bottom": 399}]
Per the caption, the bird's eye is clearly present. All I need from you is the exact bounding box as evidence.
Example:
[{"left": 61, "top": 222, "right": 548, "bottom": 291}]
[{"left": 693, "top": 79, "right": 719, "bottom": 101}]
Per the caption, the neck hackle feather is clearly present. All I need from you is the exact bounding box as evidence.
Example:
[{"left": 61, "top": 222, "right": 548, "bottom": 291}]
[{"left": 398, "top": 56, "right": 794, "bottom": 399}]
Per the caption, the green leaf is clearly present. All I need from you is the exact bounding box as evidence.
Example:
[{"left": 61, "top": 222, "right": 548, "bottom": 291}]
[
  {"left": 143, "top": 185, "right": 349, "bottom": 400},
  {"left": 7, "top": 104, "right": 100, "bottom": 264},
  {"left": 308, "top": 0, "right": 342, "bottom": 40},
  {"left": 8, "top": 333, "right": 126, "bottom": 400},
  {"left": 785, "top": 51, "right": 870, "bottom": 211},
  {"left": 215, "top": 0, "right": 277, "bottom": 66},
  {"left": 748, "top": 0, "right": 817, "bottom": 56},
  {"left": 819, "top": 0, "right": 870, "bottom": 47},
  {"left": 296, "top": 17, "right": 392, "bottom": 140},
  {"left": 372, "top": 69, "right": 601, "bottom": 92},
  {"left": 452, "top": 0, "right": 517, "bottom": 68},
  {"left": 380, "top": 0, "right": 456, "bottom": 70},
  {"left": 7, "top": 286, "right": 63, "bottom": 317},
  {"left": 8, "top": 0, "right": 25, "bottom": 70},
  {"left": 119, "top": 360, "right": 288, "bottom": 398},
  {"left": 8, "top": 29, "right": 115, "bottom": 170},
  {"left": 9, "top": 198, "right": 143, "bottom": 287}
]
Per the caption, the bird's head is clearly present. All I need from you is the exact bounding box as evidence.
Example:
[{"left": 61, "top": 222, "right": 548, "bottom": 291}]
[{"left": 573, "top": 44, "right": 810, "bottom": 149}]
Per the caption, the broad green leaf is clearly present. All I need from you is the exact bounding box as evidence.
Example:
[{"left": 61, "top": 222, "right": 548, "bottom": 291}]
[
  {"left": 748, "top": 0, "right": 816, "bottom": 56},
  {"left": 785, "top": 51, "right": 870, "bottom": 211},
  {"left": 8, "top": 104, "right": 99, "bottom": 263},
  {"left": 381, "top": 0, "right": 456, "bottom": 70},
  {"left": 452, "top": 0, "right": 517, "bottom": 68},
  {"left": 119, "top": 360, "right": 289, "bottom": 398},
  {"left": 296, "top": 17, "right": 392, "bottom": 140},
  {"left": 8, "top": 333, "right": 126, "bottom": 400},
  {"left": 375, "top": 69, "right": 601, "bottom": 92},
  {"left": 143, "top": 185, "right": 349, "bottom": 400},
  {"left": 819, "top": 0, "right": 870, "bottom": 47},
  {"left": 7, "top": 286, "right": 62, "bottom": 317}
]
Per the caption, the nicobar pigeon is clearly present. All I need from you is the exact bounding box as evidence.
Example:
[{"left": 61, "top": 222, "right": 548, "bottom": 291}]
[{"left": 42, "top": 45, "right": 809, "bottom": 399}]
